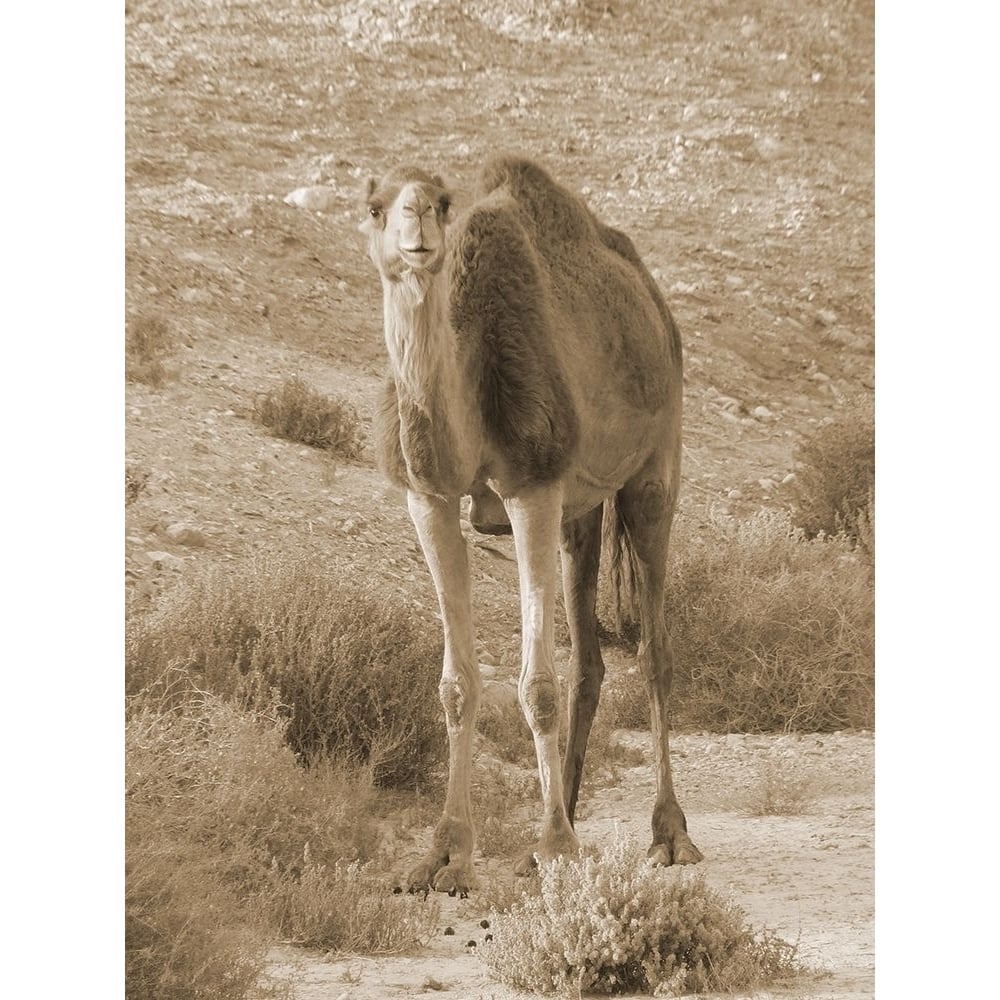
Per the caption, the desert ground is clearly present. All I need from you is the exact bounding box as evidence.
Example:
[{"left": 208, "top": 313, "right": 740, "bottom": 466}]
[{"left": 125, "top": 1, "right": 874, "bottom": 996}]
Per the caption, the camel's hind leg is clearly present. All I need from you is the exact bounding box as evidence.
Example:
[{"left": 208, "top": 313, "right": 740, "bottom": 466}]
[
  {"left": 616, "top": 474, "right": 703, "bottom": 866},
  {"left": 405, "top": 491, "right": 481, "bottom": 893},
  {"left": 559, "top": 503, "right": 607, "bottom": 825}
]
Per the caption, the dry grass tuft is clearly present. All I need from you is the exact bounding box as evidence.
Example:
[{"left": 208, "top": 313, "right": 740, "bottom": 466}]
[
  {"left": 126, "top": 679, "right": 441, "bottom": 998},
  {"left": 260, "top": 856, "right": 440, "bottom": 953},
  {"left": 254, "top": 376, "right": 365, "bottom": 458},
  {"left": 791, "top": 394, "right": 874, "bottom": 544},
  {"left": 126, "top": 313, "right": 177, "bottom": 386},
  {"left": 743, "top": 759, "right": 818, "bottom": 816}
]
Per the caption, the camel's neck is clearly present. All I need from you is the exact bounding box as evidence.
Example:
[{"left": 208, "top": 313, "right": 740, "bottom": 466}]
[
  {"left": 381, "top": 271, "right": 480, "bottom": 493},
  {"left": 382, "top": 272, "right": 455, "bottom": 403}
]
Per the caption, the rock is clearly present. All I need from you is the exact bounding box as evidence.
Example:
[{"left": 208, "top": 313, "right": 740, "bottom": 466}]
[
  {"left": 283, "top": 185, "right": 339, "bottom": 211},
  {"left": 146, "top": 550, "right": 184, "bottom": 571},
  {"left": 165, "top": 523, "right": 208, "bottom": 546},
  {"left": 751, "top": 405, "right": 774, "bottom": 420},
  {"left": 758, "top": 478, "right": 777, "bottom": 492},
  {"left": 816, "top": 308, "right": 838, "bottom": 327},
  {"left": 727, "top": 489, "right": 744, "bottom": 500},
  {"left": 782, "top": 472, "right": 797, "bottom": 485},
  {"left": 179, "top": 286, "right": 212, "bottom": 305}
]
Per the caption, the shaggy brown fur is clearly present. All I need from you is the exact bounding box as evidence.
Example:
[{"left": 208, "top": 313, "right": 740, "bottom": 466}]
[
  {"left": 449, "top": 194, "right": 581, "bottom": 486},
  {"left": 374, "top": 374, "right": 464, "bottom": 494}
]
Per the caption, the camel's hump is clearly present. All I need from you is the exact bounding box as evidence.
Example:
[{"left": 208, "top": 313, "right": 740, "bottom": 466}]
[{"left": 475, "top": 156, "right": 595, "bottom": 245}]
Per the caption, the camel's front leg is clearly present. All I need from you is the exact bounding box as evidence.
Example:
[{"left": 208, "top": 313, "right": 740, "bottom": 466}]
[
  {"left": 406, "top": 491, "right": 481, "bottom": 893},
  {"left": 504, "top": 484, "right": 581, "bottom": 875}
]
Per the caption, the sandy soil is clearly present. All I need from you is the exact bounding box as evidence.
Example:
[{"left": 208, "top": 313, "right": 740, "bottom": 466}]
[
  {"left": 125, "top": 1, "right": 874, "bottom": 996},
  {"left": 265, "top": 729, "right": 873, "bottom": 1000}
]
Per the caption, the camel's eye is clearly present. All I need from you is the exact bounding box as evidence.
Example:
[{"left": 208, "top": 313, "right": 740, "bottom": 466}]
[{"left": 369, "top": 206, "right": 382, "bottom": 219}]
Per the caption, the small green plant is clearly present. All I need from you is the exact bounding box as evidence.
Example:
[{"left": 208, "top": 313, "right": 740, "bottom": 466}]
[
  {"left": 479, "top": 835, "right": 801, "bottom": 995},
  {"left": 791, "top": 394, "right": 874, "bottom": 543},
  {"left": 126, "top": 313, "right": 176, "bottom": 386},
  {"left": 254, "top": 376, "right": 365, "bottom": 458},
  {"left": 126, "top": 555, "right": 445, "bottom": 788},
  {"left": 743, "top": 759, "right": 816, "bottom": 816}
]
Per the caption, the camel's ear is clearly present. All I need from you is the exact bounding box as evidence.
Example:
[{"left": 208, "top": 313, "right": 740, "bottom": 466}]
[{"left": 365, "top": 177, "right": 377, "bottom": 200}]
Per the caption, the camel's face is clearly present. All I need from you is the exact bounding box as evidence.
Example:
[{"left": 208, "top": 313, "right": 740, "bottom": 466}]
[{"left": 360, "top": 169, "right": 452, "bottom": 279}]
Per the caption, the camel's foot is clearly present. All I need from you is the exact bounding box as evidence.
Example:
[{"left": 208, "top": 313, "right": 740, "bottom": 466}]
[
  {"left": 407, "top": 818, "right": 476, "bottom": 894},
  {"left": 647, "top": 831, "right": 703, "bottom": 867},
  {"left": 407, "top": 851, "right": 477, "bottom": 895},
  {"left": 513, "top": 821, "right": 581, "bottom": 876}
]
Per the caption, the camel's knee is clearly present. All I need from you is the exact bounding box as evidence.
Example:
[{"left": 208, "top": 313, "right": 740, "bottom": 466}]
[
  {"left": 439, "top": 671, "right": 481, "bottom": 729},
  {"left": 638, "top": 636, "right": 674, "bottom": 695},
  {"left": 519, "top": 674, "right": 561, "bottom": 735}
]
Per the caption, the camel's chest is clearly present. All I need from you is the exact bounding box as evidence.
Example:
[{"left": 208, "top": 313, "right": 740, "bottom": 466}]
[{"left": 375, "top": 376, "right": 479, "bottom": 496}]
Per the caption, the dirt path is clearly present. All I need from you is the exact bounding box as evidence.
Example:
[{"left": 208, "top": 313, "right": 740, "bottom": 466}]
[{"left": 264, "top": 731, "right": 873, "bottom": 999}]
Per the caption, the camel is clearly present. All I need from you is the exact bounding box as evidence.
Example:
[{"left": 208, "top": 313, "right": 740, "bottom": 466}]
[{"left": 359, "top": 155, "right": 702, "bottom": 893}]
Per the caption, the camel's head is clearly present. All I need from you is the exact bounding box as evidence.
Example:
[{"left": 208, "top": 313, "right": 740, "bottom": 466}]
[{"left": 360, "top": 167, "right": 452, "bottom": 281}]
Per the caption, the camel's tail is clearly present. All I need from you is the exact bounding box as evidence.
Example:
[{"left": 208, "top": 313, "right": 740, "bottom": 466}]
[{"left": 603, "top": 495, "right": 640, "bottom": 637}]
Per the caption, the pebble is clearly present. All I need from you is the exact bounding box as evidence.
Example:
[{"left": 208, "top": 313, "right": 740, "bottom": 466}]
[
  {"left": 727, "top": 489, "right": 744, "bottom": 500},
  {"left": 816, "top": 308, "right": 838, "bottom": 326},
  {"left": 758, "top": 478, "right": 777, "bottom": 492},
  {"left": 284, "top": 185, "right": 339, "bottom": 211},
  {"left": 146, "top": 550, "right": 184, "bottom": 571},
  {"left": 165, "top": 523, "right": 208, "bottom": 546}
]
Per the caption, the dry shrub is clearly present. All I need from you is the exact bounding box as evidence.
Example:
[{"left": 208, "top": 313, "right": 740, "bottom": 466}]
[
  {"left": 260, "top": 856, "right": 440, "bottom": 953},
  {"left": 791, "top": 394, "right": 874, "bottom": 543},
  {"left": 479, "top": 835, "right": 801, "bottom": 995},
  {"left": 665, "top": 509, "right": 873, "bottom": 731},
  {"left": 254, "top": 376, "right": 365, "bottom": 458},
  {"left": 743, "top": 759, "right": 817, "bottom": 816},
  {"left": 126, "top": 555, "right": 445, "bottom": 788},
  {"left": 602, "top": 508, "right": 874, "bottom": 733},
  {"left": 126, "top": 313, "right": 176, "bottom": 386},
  {"left": 473, "top": 760, "right": 537, "bottom": 859},
  {"left": 126, "top": 686, "right": 353, "bottom": 999},
  {"left": 126, "top": 681, "right": 439, "bottom": 997},
  {"left": 125, "top": 464, "right": 149, "bottom": 506},
  {"left": 477, "top": 696, "right": 534, "bottom": 766}
]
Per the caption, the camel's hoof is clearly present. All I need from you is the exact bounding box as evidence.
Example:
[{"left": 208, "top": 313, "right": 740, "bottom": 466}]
[
  {"left": 407, "top": 856, "right": 475, "bottom": 895},
  {"left": 432, "top": 862, "right": 475, "bottom": 895},
  {"left": 514, "top": 828, "right": 581, "bottom": 876},
  {"left": 648, "top": 835, "right": 703, "bottom": 867}
]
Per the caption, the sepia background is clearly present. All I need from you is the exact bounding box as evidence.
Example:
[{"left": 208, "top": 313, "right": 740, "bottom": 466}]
[{"left": 124, "top": 2, "right": 876, "bottom": 998}]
